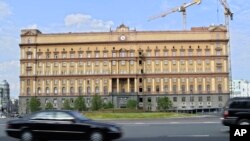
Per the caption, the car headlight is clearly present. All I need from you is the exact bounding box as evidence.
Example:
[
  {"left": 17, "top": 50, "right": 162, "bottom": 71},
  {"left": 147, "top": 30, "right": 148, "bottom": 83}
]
[{"left": 109, "top": 127, "right": 119, "bottom": 132}]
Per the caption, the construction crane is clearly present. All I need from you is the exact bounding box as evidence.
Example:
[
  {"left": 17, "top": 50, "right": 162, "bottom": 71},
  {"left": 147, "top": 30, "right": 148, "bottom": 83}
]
[
  {"left": 148, "top": 0, "right": 201, "bottom": 30},
  {"left": 218, "top": 0, "right": 233, "bottom": 96}
]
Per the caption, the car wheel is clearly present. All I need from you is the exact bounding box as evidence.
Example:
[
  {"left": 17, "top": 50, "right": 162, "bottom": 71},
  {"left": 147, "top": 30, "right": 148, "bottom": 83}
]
[
  {"left": 238, "top": 119, "right": 250, "bottom": 125},
  {"left": 90, "top": 131, "right": 104, "bottom": 141},
  {"left": 21, "top": 130, "right": 33, "bottom": 141}
]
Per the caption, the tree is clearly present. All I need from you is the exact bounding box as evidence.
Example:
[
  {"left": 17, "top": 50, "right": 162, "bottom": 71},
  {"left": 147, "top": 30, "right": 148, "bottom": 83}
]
[
  {"left": 45, "top": 102, "right": 54, "bottom": 110},
  {"left": 29, "top": 97, "right": 41, "bottom": 113},
  {"left": 157, "top": 97, "right": 173, "bottom": 111},
  {"left": 126, "top": 99, "right": 137, "bottom": 109},
  {"left": 91, "top": 95, "right": 102, "bottom": 111},
  {"left": 63, "top": 99, "right": 72, "bottom": 110},
  {"left": 74, "top": 96, "right": 86, "bottom": 111},
  {"left": 102, "top": 102, "right": 114, "bottom": 109}
]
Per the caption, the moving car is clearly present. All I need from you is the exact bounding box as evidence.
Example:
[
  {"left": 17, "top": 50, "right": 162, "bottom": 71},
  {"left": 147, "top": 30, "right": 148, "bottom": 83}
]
[
  {"left": 6, "top": 110, "right": 122, "bottom": 141},
  {"left": 222, "top": 97, "right": 250, "bottom": 126}
]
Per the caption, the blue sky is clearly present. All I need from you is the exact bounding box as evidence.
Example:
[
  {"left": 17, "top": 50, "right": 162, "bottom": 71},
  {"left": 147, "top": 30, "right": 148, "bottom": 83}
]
[{"left": 0, "top": 0, "right": 249, "bottom": 98}]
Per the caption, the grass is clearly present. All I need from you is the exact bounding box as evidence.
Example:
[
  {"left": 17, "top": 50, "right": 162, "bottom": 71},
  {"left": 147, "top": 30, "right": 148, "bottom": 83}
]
[{"left": 83, "top": 111, "right": 194, "bottom": 120}]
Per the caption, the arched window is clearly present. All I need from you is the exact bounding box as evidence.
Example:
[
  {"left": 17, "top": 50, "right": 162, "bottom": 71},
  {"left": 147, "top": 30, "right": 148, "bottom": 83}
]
[
  {"left": 54, "top": 87, "right": 58, "bottom": 94},
  {"left": 78, "top": 86, "right": 83, "bottom": 95},
  {"left": 206, "top": 85, "right": 210, "bottom": 93},
  {"left": 156, "top": 85, "right": 160, "bottom": 93},
  {"left": 62, "top": 87, "right": 66, "bottom": 95},
  {"left": 173, "top": 85, "right": 177, "bottom": 93},
  {"left": 181, "top": 85, "right": 185, "bottom": 93},
  {"left": 95, "top": 86, "right": 99, "bottom": 94},
  {"left": 104, "top": 86, "right": 108, "bottom": 95},
  {"left": 37, "top": 87, "right": 41, "bottom": 95},
  {"left": 198, "top": 85, "right": 202, "bottom": 93},
  {"left": 45, "top": 87, "right": 50, "bottom": 94},
  {"left": 190, "top": 85, "right": 194, "bottom": 93},
  {"left": 218, "top": 84, "right": 222, "bottom": 93},
  {"left": 87, "top": 86, "right": 91, "bottom": 95},
  {"left": 27, "top": 87, "right": 30, "bottom": 95},
  {"left": 70, "top": 87, "right": 74, "bottom": 94}
]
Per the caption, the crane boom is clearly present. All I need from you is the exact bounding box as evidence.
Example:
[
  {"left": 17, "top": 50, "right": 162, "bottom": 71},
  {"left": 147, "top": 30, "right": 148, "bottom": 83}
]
[{"left": 148, "top": 0, "right": 201, "bottom": 30}]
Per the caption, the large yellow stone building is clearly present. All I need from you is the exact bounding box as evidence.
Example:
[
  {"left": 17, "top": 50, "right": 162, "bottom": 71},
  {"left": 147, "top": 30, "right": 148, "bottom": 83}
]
[{"left": 19, "top": 24, "right": 229, "bottom": 113}]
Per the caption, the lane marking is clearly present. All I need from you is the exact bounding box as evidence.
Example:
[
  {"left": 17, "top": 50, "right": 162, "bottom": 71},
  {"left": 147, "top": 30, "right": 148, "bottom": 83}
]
[
  {"left": 168, "top": 135, "right": 210, "bottom": 137},
  {"left": 117, "top": 122, "right": 220, "bottom": 125}
]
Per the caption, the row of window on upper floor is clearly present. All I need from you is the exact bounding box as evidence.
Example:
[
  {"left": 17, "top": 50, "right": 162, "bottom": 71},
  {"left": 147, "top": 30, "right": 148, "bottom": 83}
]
[
  {"left": 25, "top": 59, "right": 224, "bottom": 67},
  {"left": 25, "top": 77, "right": 225, "bottom": 86},
  {"left": 25, "top": 49, "right": 224, "bottom": 59}
]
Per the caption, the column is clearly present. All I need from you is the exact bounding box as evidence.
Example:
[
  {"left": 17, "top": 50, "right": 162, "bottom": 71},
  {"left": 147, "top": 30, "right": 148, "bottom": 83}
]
[
  {"left": 211, "top": 60, "right": 215, "bottom": 72},
  {"left": 178, "top": 78, "right": 181, "bottom": 93},
  {"left": 59, "top": 62, "right": 61, "bottom": 74},
  {"left": 116, "top": 61, "right": 119, "bottom": 74},
  {"left": 67, "top": 62, "right": 69, "bottom": 74},
  {"left": 33, "top": 80, "right": 36, "bottom": 94},
  {"left": 75, "top": 61, "right": 78, "bottom": 74},
  {"left": 100, "top": 79, "right": 103, "bottom": 94},
  {"left": 224, "top": 77, "right": 228, "bottom": 93},
  {"left": 161, "top": 78, "right": 163, "bottom": 92},
  {"left": 43, "top": 63, "right": 45, "bottom": 75},
  {"left": 134, "top": 78, "right": 137, "bottom": 93},
  {"left": 83, "top": 62, "right": 86, "bottom": 74},
  {"left": 91, "top": 62, "right": 94, "bottom": 74},
  {"left": 185, "top": 60, "right": 188, "bottom": 72},
  {"left": 66, "top": 79, "right": 69, "bottom": 94},
  {"left": 50, "top": 79, "right": 53, "bottom": 95},
  {"left": 91, "top": 79, "right": 94, "bottom": 94},
  {"left": 50, "top": 63, "right": 53, "bottom": 75},
  {"left": 194, "top": 78, "right": 198, "bottom": 92},
  {"left": 83, "top": 79, "right": 86, "bottom": 94},
  {"left": 203, "top": 78, "right": 206, "bottom": 92},
  {"left": 109, "top": 61, "right": 112, "bottom": 74},
  {"left": 212, "top": 78, "right": 215, "bottom": 92},
  {"left": 194, "top": 60, "right": 197, "bottom": 72},
  {"left": 224, "top": 60, "right": 227, "bottom": 72},
  {"left": 169, "top": 61, "right": 172, "bottom": 72},
  {"left": 59, "top": 79, "right": 61, "bottom": 95},
  {"left": 160, "top": 60, "right": 163, "bottom": 73},
  {"left": 186, "top": 78, "right": 189, "bottom": 92},
  {"left": 144, "top": 78, "right": 147, "bottom": 92},
  {"left": 177, "top": 61, "right": 180, "bottom": 72},
  {"left": 33, "top": 63, "right": 36, "bottom": 75},
  {"left": 109, "top": 79, "right": 112, "bottom": 93},
  {"left": 202, "top": 60, "right": 205, "bottom": 72},
  {"left": 127, "top": 78, "right": 130, "bottom": 93},
  {"left": 152, "top": 78, "right": 155, "bottom": 93},
  {"left": 169, "top": 78, "right": 172, "bottom": 92},
  {"left": 75, "top": 79, "right": 78, "bottom": 94},
  {"left": 117, "top": 78, "right": 119, "bottom": 93},
  {"left": 42, "top": 79, "right": 45, "bottom": 94}
]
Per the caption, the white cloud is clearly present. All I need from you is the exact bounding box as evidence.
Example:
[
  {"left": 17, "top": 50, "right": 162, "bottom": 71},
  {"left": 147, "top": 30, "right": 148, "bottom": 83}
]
[
  {"left": 0, "top": 0, "right": 11, "bottom": 19},
  {"left": 64, "top": 13, "right": 114, "bottom": 31},
  {"left": 0, "top": 60, "right": 19, "bottom": 98},
  {"left": 22, "top": 24, "right": 39, "bottom": 29}
]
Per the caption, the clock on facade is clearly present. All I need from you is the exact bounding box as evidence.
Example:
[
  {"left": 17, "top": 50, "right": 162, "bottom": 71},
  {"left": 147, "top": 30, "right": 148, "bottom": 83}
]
[{"left": 119, "top": 35, "right": 126, "bottom": 41}]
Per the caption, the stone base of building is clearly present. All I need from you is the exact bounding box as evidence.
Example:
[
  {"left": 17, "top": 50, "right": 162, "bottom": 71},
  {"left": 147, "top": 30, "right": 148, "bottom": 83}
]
[{"left": 19, "top": 93, "right": 229, "bottom": 114}]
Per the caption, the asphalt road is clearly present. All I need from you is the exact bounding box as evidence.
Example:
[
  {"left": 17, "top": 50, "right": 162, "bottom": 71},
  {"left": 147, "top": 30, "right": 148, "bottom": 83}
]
[{"left": 0, "top": 116, "right": 229, "bottom": 141}]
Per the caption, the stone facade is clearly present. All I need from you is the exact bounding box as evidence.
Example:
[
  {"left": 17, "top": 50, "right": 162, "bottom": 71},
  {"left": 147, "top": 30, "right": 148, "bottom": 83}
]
[{"left": 19, "top": 24, "right": 230, "bottom": 113}]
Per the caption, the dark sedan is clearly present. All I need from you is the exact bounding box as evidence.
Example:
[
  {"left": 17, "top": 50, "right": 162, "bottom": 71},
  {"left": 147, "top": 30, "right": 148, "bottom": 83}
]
[{"left": 6, "top": 110, "right": 122, "bottom": 141}]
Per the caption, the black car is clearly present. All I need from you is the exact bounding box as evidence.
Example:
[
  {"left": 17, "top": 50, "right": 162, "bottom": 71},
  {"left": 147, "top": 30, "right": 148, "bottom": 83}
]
[
  {"left": 6, "top": 110, "right": 122, "bottom": 141},
  {"left": 222, "top": 97, "right": 250, "bottom": 126}
]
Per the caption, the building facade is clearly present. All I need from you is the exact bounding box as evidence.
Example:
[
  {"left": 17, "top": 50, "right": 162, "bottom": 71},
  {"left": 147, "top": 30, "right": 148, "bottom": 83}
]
[
  {"left": 231, "top": 80, "right": 250, "bottom": 98},
  {"left": 19, "top": 24, "right": 230, "bottom": 113},
  {"left": 0, "top": 80, "right": 10, "bottom": 113}
]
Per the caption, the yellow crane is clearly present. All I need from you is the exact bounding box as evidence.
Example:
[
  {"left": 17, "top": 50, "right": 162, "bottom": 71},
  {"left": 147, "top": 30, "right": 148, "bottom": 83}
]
[
  {"left": 218, "top": 0, "right": 233, "bottom": 96},
  {"left": 148, "top": 0, "right": 201, "bottom": 30}
]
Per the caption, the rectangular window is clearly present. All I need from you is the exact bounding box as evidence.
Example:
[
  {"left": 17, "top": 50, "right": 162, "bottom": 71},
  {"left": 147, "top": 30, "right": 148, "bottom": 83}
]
[
  {"left": 112, "top": 52, "right": 116, "bottom": 57},
  {"left": 164, "top": 60, "right": 168, "bottom": 65},
  {"left": 130, "top": 60, "right": 134, "bottom": 65},
  {"left": 95, "top": 52, "right": 99, "bottom": 58},
  {"left": 70, "top": 53, "right": 74, "bottom": 58},
  {"left": 130, "top": 52, "right": 134, "bottom": 57},
  {"left": 62, "top": 53, "right": 66, "bottom": 58},
  {"left": 95, "top": 61, "right": 99, "bottom": 66},
  {"left": 155, "top": 51, "right": 159, "bottom": 56},
  {"left": 164, "top": 51, "right": 168, "bottom": 56},
  {"left": 87, "top": 53, "right": 91, "bottom": 58},
  {"left": 103, "top": 52, "right": 108, "bottom": 57},
  {"left": 147, "top": 52, "right": 151, "bottom": 57},
  {"left": 112, "top": 61, "right": 116, "bottom": 65},
  {"left": 79, "top": 53, "right": 83, "bottom": 58}
]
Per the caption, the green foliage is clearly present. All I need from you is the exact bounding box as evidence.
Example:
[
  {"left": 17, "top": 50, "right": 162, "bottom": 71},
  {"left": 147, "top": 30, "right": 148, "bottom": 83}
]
[
  {"left": 102, "top": 102, "right": 114, "bottom": 109},
  {"left": 29, "top": 97, "right": 41, "bottom": 113},
  {"left": 74, "top": 96, "right": 86, "bottom": 111},
  {"left": 63, "top": 99, "right": 72, "bottom": 110},
  {"left": 126, "top": 99, "right": 137, "bottom": 109},
  {"left": 45, "top": 102, "right": 54, "bottom": 110},
  {"left": 157, "top": 97, "right": 173, "bottom": 111},
  {"left": 91, "top": 95, "right": 102, "bottom": 111}
]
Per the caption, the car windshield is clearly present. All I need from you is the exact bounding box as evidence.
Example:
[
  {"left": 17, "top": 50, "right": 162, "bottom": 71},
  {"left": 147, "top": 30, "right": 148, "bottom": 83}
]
[{"left": 70, "top": 111, "right": 89, "bottom": 120}]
